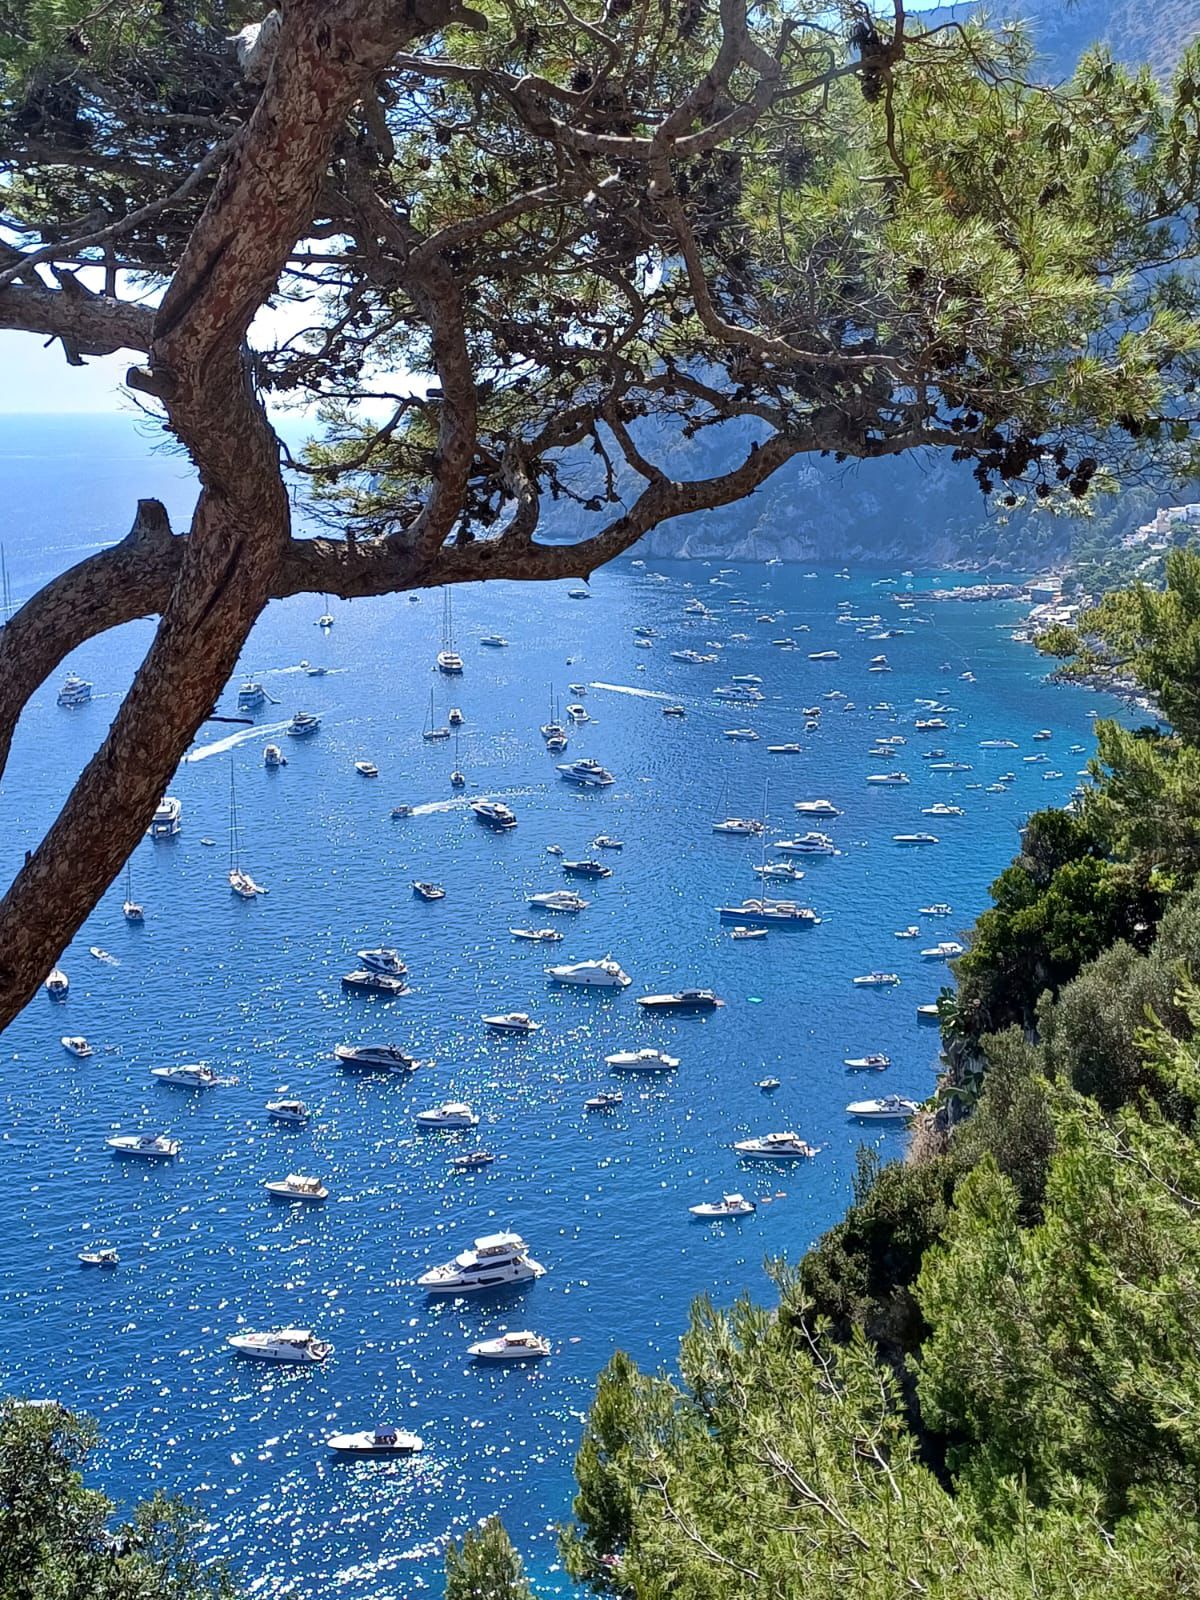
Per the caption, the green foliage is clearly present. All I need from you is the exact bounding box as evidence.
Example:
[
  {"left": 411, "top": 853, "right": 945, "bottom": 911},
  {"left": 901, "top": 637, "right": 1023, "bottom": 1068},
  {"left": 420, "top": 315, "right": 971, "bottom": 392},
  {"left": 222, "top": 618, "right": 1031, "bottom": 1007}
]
[
  {"left": 444, "top": 1517, "right": 534, "bottom": 1600},
  {"left": 0, "top": 1401, "right": 234, "bottom": 1600}
]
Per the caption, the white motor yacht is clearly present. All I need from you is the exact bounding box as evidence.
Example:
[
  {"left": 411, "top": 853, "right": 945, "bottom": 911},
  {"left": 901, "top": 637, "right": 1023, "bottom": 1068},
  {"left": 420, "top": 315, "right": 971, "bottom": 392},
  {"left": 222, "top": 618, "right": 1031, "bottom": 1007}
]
[
  {"left": 448, "top": 707, "right": 464, "bottom": 727},
  {"left": 227, "top": 1328, "right": 331, "bottom": 1364},
  {"left": 150, "top": 1063, "right": 218, "bottom": 1089},
  {"left": 468, "top": 1330, "right": 551, "bottom": 1362},
  {"left": 734, "top": 1132, "right": 816, "bottom": 1159},
  {"left": 78, "top": 1247, "right": 120, "bottom": 1267},
  {"left": 731, "top": 926, "right": 768, "bottom": 940},
  {"left": 471, "top": 800, "right": 518, "bottom": 830},
  {"left": 847, "top": 1095, "right": 920, "bottom": 1120},
  {"left": 637, "top": 988, "right": 723, "bottom": 1012},
  {"left": 436, "top": 649, "right": 465, "bottom": 675},
  {"left": 853, "top": 972, "right": 900, "bottom": 987},
  {"left": 794, "top": 799, "right": 841, "bottom": 815},
  {"left": 335, "top": 1043, "right": 419, "bottom": 1074},
  {"left": 562, "top": 859, "right": 611, "bottom": 879},
  {"left": 417, "top": 1231, "right": 544, "bottom": 1294},
  {"left": 867, "top": 772, "right": 910, "bottom": 785},
  {"left": 712, "top": 817, "right": 765, "bottom": 836},
  {"left": 717, "top": 899, "right": 820, "bottom": 927},
  {"left": 149, "top": 795, "right": 182, "bottom": 837},
  {"left": 605, "top": 1047, "right": 680, "bottom": 1074},
  {"left": 689, "top": 1193, "right": 755, "bottom": 1219},
  {"left": 287, "top": 710, "right": 321, "bottom": 737},
  {"left": 979, "top": 738, "right": 1019, "bottom": 749},
  {"left": 412, "top": 881, "right": 445, "bottom": 901},
  {"left": 415, "top": 1101, "right": 479, "bottom": 1129},
  {"left": 592, "top": 835, "right": 623, "bottom": 850},
  {"left": 264, "top": 1173, "right": 328, "bottom": 1202},
  {"left": 355, "top": 760, "right": 379, "bottom": 778},
  {"left": 545, "top": 958, "right": 631, "bottom": 988},
  {"left": 480, "top": 634, "right": 508, "bottom": 647},
  {"left": 557, "top": 757, "right": 615, "bottom": 787},
  {"left": 56, "top": 672, "right": 93, "bottom": 707},
  {"left": 357, "top": 948, "right": 407, "bottom": 978},
  {"left": 341, "top": 969, "right": 408, "bottom": 995},
  {"left": 894, "top": 925, "right": 920, "bottom": 939},
  {"left": 509, "top": 927, "right": 564, "bottom": 942},
  {"left": 724, "top": 728, "right": 760, "bottom": 741},
  {"left": 266, "top": 1099, "right": 310, "bottom": 1124},
  {"left": 844, "top": 1053, "right": 891, "bottom": 1071},
  {"left": 893, "top": 833, "right": 939, "bottom": 846},
  {"left": 107, "top": 1133, "right": 181, "bottom": 1158},
  {"left": 327, "top": 1427, "right": 424, "bottom": 1455},
  {"left": 527, "top": 890, "right": 589, "bottom": 913},
  {"left": 60, "top": 1036, "right": 92, "bottom": 1058},
  {"left": 752, "top": 862, "right": 806, "bottom": 881},
  {"left": 921, "top": 941, "right": 965, "bottom": 961},
  {"left": 566, "top": 704, "right": 589, "bottom": 722},
  {"left": 482, "top": 1012, "right": 541, "bottom": 1034},
  {"left": 238, "top": 680, "right": 266, "bottom": 711},
  {"left": 263, "top": 744, "right": 287, "bottom": 768},
  {"left": 923, "top": 803, "right": 963, "bottom": 817},
  {"left": 774, "top": 833, "right": 836, "bottom": 854}
]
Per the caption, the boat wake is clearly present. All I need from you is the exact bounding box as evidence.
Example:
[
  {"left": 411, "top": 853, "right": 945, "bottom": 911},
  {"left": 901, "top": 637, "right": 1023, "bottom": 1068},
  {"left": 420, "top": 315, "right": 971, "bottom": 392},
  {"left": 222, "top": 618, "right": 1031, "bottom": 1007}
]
[
  {"left": 589, "top": 681, "right": 673, "bottom": 701},
  {"left": 185, "top": 720, "right": 293, "bottom": 762}
]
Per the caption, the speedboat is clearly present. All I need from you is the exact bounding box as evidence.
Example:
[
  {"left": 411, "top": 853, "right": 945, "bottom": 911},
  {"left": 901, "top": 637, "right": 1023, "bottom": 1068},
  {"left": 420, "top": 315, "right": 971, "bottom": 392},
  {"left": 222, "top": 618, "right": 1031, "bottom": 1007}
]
[
  {"left": 917, "top": 1003, "right": 941, "bottom": 1024},
  {"left": 921, "top": 941, "right": 965, "bottom": 960},
  {"left": 263, "top": 744, "right": 287, "bottom": 768},
  {"left": 264, "top": 1173, "right": 328, "bottom": 1202},
  {"left": 724, "top": 728, "right": 759, "bottom": 741},
  {"left": 341, "top": 969, "right": 409, "bottom": 995},
  {"left": 557, "top": 757, "right": 615, "bottom": 787},
  {"left": 287, "top": 711, "right": 321, "bottom": 737},
  {"left": 808, "top": 650, "right": 840, "bottom": 661},
  {"left": 919, "top": 903, "right": 953, "bottom": 916},
  {"left": 584, "top": 1091, "right": 623, "bottom": 1111},
  {"left": 227, "top": 1328, "right": 331, "bottom": 1364},
  {"left": 847, "top": 1095, "right": 920, "bottom": 1121},
  {"left": 148, "top": 795, "right": 182, "bottom": 837},
  {"left": 415, "top": 1102, "right": 479, "bottom": 1129},
  {"left": 450, "top": 768, "right": 467, "bottom": 788},
  {"left": 60, "top": 1036, "right": 92, "bottom": 1058},
  {"left": 480, "top": 635, "right": 508, "bottom": 647},
  {"left": 734, "top": 1131, "right": 815, "bottom": 1159},
  {"left": 436, "top": 649, "right": 465, "bottom": 675},
  {"left": 335, "top": 1044, "right": 419, "bottom": 1074},
  {"left": 768, "top": 743, "right": 802, "bottom": 755},
  {"left": 893, "top": 833, "right": 939, "bottom": 846},
  {"left": 566, "top": 704, "right": 589, "bottom": 722},
  {"left": 757, "top": 1076, "right": 781, "bottom": 1090},
  {"left": 979, "top": 738, "right": 1018, "bottom": 749},
  {"left": 546, "top": 958, "right": 631, "bottom": 988},
  {"left": 355, "top": 760, "right": 379, "bottom": 778},
  {"left": 732, "top": 673, "right": 763, "bottom": 685},
  {"left": 689, "top": 1193, "right": 755, "bottom": 1219},
  {"left": 717, "top": 899, "right": 820, "bottom": 927},
  {"left": 448, "top": 707, "right": 464, "bottom": 726},
  {"left": 57, "top": 672, "right": 92, "bottom": 707},
  {"left": 266, "top": 1099, "right": 310, "bottom": 1124},
  {"left": 418, "top": 1232, "right": 545, "bottom": 1294},
  {"left": 844, "top": 1053, "right": 891, "bottom": 1071},
  {"left": 471, "top": 800, "right": 518, "bottom": 830},
  {"left": 450, "top": 1150, "right": 496, "bottom": 1171},
  {"left": 305, "top": 663, "right": 328, "bottom": 676},
  {"left": 663, "top": 705, "right": 686, "bottom": 717},
  {"left": 318, "top": 611, "right": 334, "bottom": 627},
  {"left": 853, "top": 972, "right": 900, "bottom": 987},
  {"left": 923, "top": 803, "right": 963, "bottom": 817},
  {"left": 930, "top": 761, "right": 972, "bottom": 771},
  {"left": 468, "top": 1330, "right": 551, "bottom": 1361},
  {"left": 357, "top": 948, "right": 407, "bottom": 978},
  {"left": 867, "top": 772, "right": 910, "bottom": 785},
  {"left": 107, "top": 1133, "right": 180, "bottom": 1159},
  {"left": 731, "top": 926, "right": 769, "bottom": 940},
  {"left": 509, "top": 927, "right": 564, "bottom": 943},
  {"left": 671, "top": 648, "right": 717, "bottom": 663},
  {"left": 568, "top": 587, "right": 590, "bottom": 599},
  {"left": 527, "top": 890, "right": 588, "bottom": 912},
  {"left": 562, "top": 860, "right": 611, "bottom": 878},
  {"left": 712, "top": 817, "right": 764, "bottom": 836},
  {"left": 150, "top": 1063, "right": 218, "bottom": 1089},
  {"left": 482, "top": 1012, "right": 541, "bottom": 1034},
  {"left": 592, "top": 835, "right": 623, "bottom": 850},
  {"left": 752, "top": 862, "right": 806, "bottom": 881},
  {"left": 894, "top": 926, "right": 920, "bottom": 939},
  {"left": 89, "top": 947, "right": 116, "bottom": 963},
  {"left": 238, "top": 680, "right": 266, "bottom": 711},
  {"left": 546, "top": 844, "right": 564, "bottom": 855},
  {"left": 327, "top": 1427, "right": 423, "bottom": 1455},
  {"left": 636, "top": 989, "right": 722, "bottom": 1012},
  {"left": 914, "top": 717, "right": 946, "bottom": 731},
  {"left": 606, "top": 1047, "right": 680, "bottom": 1074},
  {"left": 774, "top": 833, "right": 836, "bottom": 854},
  {"left": 794, "top": 799, "right": 841, "bottom": 815},
  {"left": 390, "top": 804, "right": 413, "bottom": 819},
  {"left": 78, "top": 1247, "right": 120, "bottom": 1267},
  {"left": 412, "top": 881, "right": 445, "bottom": 901}
]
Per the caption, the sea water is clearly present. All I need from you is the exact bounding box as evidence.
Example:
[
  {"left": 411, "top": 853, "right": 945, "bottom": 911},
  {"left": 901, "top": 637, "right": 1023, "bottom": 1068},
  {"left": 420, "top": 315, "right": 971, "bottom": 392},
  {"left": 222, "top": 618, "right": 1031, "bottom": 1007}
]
[{"left": 0, "top": 417, "right": 1126, "bottom": 1595}]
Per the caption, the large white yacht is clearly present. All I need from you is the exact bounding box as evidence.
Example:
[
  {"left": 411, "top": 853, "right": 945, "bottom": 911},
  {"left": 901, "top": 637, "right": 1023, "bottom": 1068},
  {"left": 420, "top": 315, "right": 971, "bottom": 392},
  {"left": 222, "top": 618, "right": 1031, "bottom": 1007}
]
[
  {"left": 287, "top": 710, "right": 321, "bottom": 737},
  {"left": 327, "top": 1427, "right": 423, "bottom": 1456},
  {"left": 471, "top": 800, "right": 518, "bottom": 830},
  {"left": 468, "top": 1330, "right": 551, "bottom": 1362},
  {"left": 712, "top": 817, "right": 765, "bottom": 835},
  {"left": 264, "top": 1173, "right": 328, "bottom": 1202},
  {"left": 148, "top": 795, "right": 182, "bottom": 838},
  {"left": 237, "top": 680, "right": 266, "bottom": 711},
  {"left": 794, "top": 799, "right": 841, "bottom": 816},
  {"left": 227, "top": 1328, "right": 331, "bottom": 1364},
  {"left": 733, "top": 1131, "right": 816, "bottom": 1159},
  {"left": 357, "top": 948, "right": 408, "bottom": 978},
  {"left": 436, "top": 649, "right": 464, "bottom": 674},
  {"left": 774, "top": 832, "right": 836, "bottom": 854},
  {"left": 921, "top": 941, "right": 965, "bottom": 961},
  {"left": 106, "top": 1133, "right": 181, "bottom": 1159},
  {"left": 636, "top": 989, "right": 723, "bottom": 1012},
  {"left": 482, "top": 1012, "right": 541, "bottom": 1033},
  {"left": 527, "top": 890, "right": 589, "bottom": 913},
  {"left": 717, "top": 899, "right": 821, "bottom": 927},
  {"left": 414, "top": 1101, "right": 479, "bottom": 1129},
  {"left": 605, "top": 1047, "right": 680, "bottom": 1074},
  {"left": 56, "top": 672, "right": 93, "bottom": 707},
  {"left": 689, "top": 1193, "right": 755, "bottom": 1218},
  {"left": 417, "top": 1231, "right": 544, "bottom": 1294},
  {"left": 847, "top": 1095, "right": 920, "bottom": 1121},
  {"left": 545, "top": 958, "right": 631, "bottom": 988},
  {"left": 335, "top": 1043, "right": 420, "bottom": 1074},
  {"left": 150, "top": 1063, "right": 218, "bottom": 1089},
  {"left": 557, "top": 757, "right": 615, "bottom": 787},
  {"left": 893, "top": 833, "right": 939, "bottom": 846}
]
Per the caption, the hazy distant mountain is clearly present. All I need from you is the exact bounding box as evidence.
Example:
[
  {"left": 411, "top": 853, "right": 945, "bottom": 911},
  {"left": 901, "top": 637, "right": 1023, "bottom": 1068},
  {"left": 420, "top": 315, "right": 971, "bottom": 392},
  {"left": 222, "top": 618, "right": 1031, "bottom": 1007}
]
[{"left": 919, "top": 0, "right": 1200, "bottom": 81}]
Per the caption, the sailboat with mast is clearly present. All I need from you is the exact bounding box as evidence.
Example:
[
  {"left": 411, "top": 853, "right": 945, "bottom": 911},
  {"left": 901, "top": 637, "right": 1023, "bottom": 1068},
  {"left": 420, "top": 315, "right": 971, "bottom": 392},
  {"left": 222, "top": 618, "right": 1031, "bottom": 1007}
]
[
  {"left": 228, "top": 763, "right": 266, "bottom": 899},
  {"left": 0, "top": 544, "right": 13, "bottom": 628},
  {"left": 450, "top": 729, "right": 466, "bottom": 788},
  {"left": 122, "top": 859, "right": 144, "bottom": 922},
  {"left": 422, "top": 687, "right": 451, "bottom": 742},
  {"left": 436, "top": 589, "right": 464, "bottom": 675},
  {"left": 540, "top": 685, "right": 568, "bottom": 752}
]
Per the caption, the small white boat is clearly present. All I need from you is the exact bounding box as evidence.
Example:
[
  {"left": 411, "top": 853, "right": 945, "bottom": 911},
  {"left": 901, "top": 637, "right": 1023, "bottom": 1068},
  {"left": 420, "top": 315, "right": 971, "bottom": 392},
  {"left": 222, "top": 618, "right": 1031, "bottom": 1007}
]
[
  {"left": 724, "top": 728, "right": 760, "bottom": 741},
  {"left": 808, "top": 650, "right": 840, "bottom": 661},
  {"left": 150, "top": 1063, "right": 219, "bottom": 1089},
  {"left": 448, "top": 707, "right": 464, "bottom": 727},
  {"left": 228, "top": 1328, "right": 331, "bottom": 1364},
  {"left": 557, "top": 757, "right": 615, "bottom": 787},
  {"left": 894, "top": 926, "right": 920, "bottom": 939},
  {"left": 106, "top": 1133, "right": 181, "bottom": 1159},
  {"left": 412, "top": 881, "right": 445, "bottom": 902},
  {"left": 767, "top": 743, "right": 802, "bottom": 755},
  {"left": 450, "top": 1150, "right": 495, "bottom": 1171},
  {"left": 756, "top": 1077, "right": 781, "bottom": 1090},
  {"left": 509, "top": 927, "right": 564, "bottom": 943},
  {"left": 78, "top": 1247, "right": 120, "bottom": 1267},
  {"left": 592, "top": 835, "right": 623, "bottom": 850},
  {"left": 923, "top": 803, "right": 963, "bottom": 817},
  {"left": 920, "top": 903, "right": 953, "bottom": 916},
  {"left": 689, "top": 1193, "right": 755, "bottom": 1219},
  {"left": 44, "top": 967, "right": 70, "bottom": 998},
  {"left": 415, "top": 1101, "right": 478, "bottom": 1129},
  {"left": 60, "top": 1036, "right": 92, "bottom": 1058},
  {"left": 546, "top": 844, "right": 564, "bottom": 856},
  {"left": 730, "top": 926, "right": 768, "bottom": 940},
  {"left": 794, "top": 799, "right": 841, "bottom": 816},
  {"left": 853, "top": 972, "right": 900, "bottom": 987},
  {"left": 263, "top": 744, "right": 287, "bottom": 768},
  {"left": 417, "top": 1231, "right": 544, "bottom": 1294},
  {"left": 436, "top": 650, "right": 465, "bottom": 675},
  {"left": 355, "top": 760, "right": 379, "bottom": 778},
  {"left": 844, "top": 1053, "right": 891, "bottom": 1071},
  {"left": 584, "top": 1090, "right": 623, "bottom": 1111},
  {"left": 606, "top": 1047, "right": 680, "bottom": 1074},
  {"left": 712, "top": 817, "right": 765, "bottom": 836},
  {"left": 357, "top": 948, "right": 407, "bottom": 978},
  {"left": 264, "top": 1173, "right": 328, "bottom": 1202},
  {"left": 527, "top": 890, "right": 588, "bottom": 913},
  {"left": 847, "top": 1095, "right": 920, "bottom": 1121},
  {"left": 546, "top": 958, "right": 631, "bottom": 988},
  {"left": 88, "top": 947, "right": 115, "bottom": 964},
  {"left": 327, "top": 1428, "right": 423, "bottom": 1455},
  {"left": 663, "top": 705, "right": 686, "bottom": 718},
  {"left": 921, "top": 941, "right": 964, "bottom": 961},
  {"left": 266, "top": 1099, "right": 310, "bottom": 1125},
  {"left": 867, "top": 772, "right": 910, "bottom": 785},
  {"left": 480, "top": 635, "right": 508, "bottom": 648},
  {"left": 893, "top": 833, "right": 939, "bottom": 846},
  {"left": 734, "top": 1131, "right": 815, "bottom": 1159},
  {"left": 752, "top": 862, "right": 806, "bottom": 881},
  {"left": 979, "top": 738, "right": 1019, "bottom": 749},
  {"left": 468, "top": 1330, "right": 551, "bottom": 1362},
  {"left": 482, "top": 1012, "right": 541, "bottom": 1034}
]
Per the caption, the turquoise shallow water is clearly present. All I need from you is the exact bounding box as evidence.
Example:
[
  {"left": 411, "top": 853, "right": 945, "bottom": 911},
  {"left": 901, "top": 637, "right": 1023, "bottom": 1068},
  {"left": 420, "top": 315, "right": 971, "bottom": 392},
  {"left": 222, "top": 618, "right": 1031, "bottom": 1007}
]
[{"left": 0, "top": 418, "right": 1119, "bottom": 1596}]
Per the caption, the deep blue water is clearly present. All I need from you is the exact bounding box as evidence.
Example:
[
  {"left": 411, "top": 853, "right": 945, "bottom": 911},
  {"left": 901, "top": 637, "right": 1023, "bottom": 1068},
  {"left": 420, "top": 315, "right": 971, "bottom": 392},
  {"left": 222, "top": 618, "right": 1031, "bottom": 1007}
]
[{"left": 0, "top": 416, "right": 1119, "bottom": 1596}]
